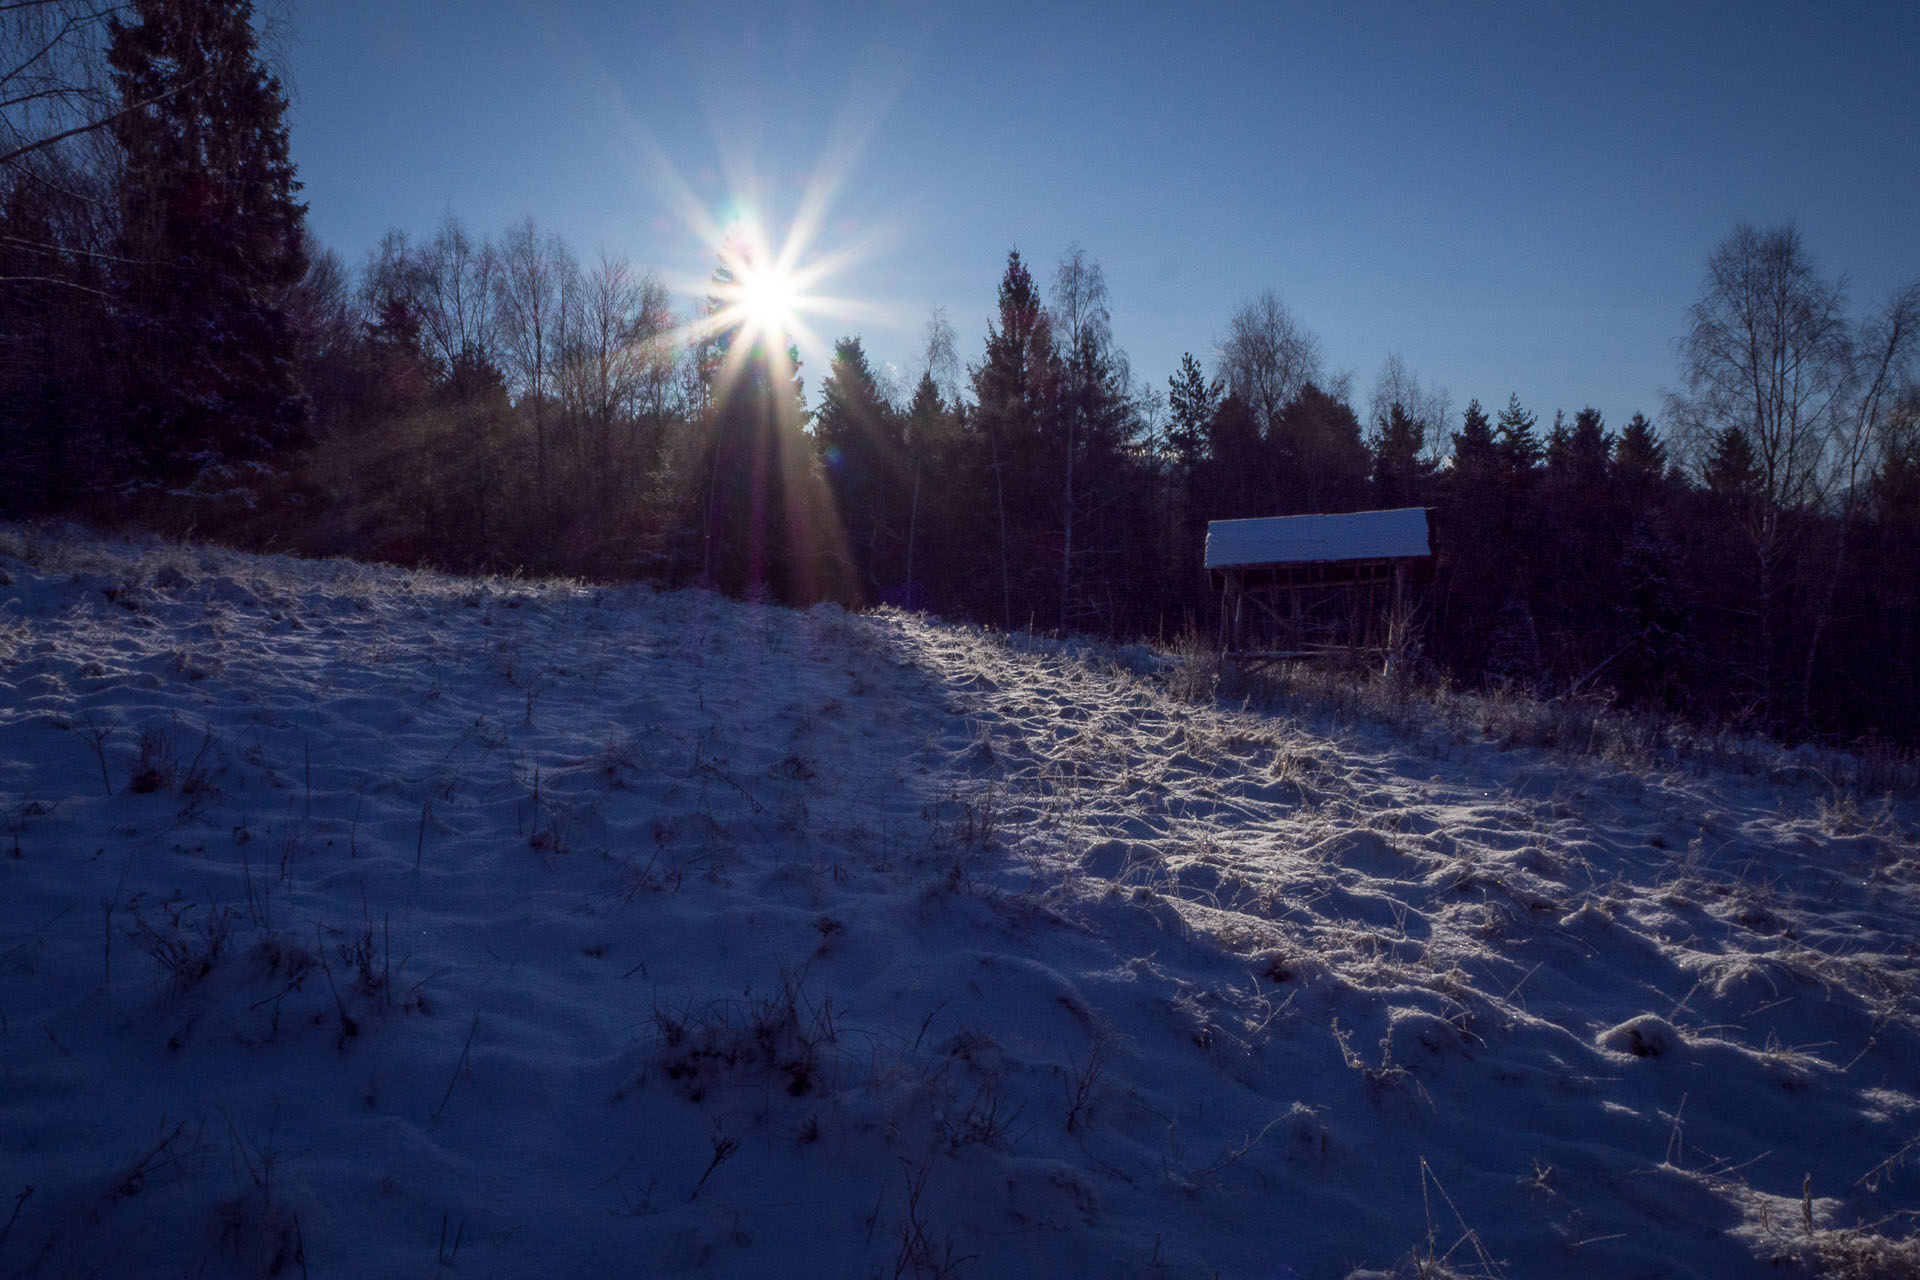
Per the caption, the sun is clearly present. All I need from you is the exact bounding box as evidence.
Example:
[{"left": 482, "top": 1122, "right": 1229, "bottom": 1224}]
[
  {"left": 723, "top": 236, "right": 802, "bottom": 344},
  {"left": 633, "top": 136, "right": 898, "bottom": 397},
  {"left": 692, "top": 215, "right": 847, "bottom": 397}
]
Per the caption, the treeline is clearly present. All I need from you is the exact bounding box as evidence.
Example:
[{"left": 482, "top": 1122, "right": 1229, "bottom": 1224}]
[{"left": 3, "top": 2, "right": 1919, "bottom": 744}]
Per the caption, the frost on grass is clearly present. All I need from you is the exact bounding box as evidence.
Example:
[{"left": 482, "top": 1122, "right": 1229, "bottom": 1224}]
[{"left": 1, "top": 523, "right": 1918, "bottom": 1278}]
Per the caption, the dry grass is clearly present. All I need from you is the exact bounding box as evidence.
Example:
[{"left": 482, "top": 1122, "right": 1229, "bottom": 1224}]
[{"left": 1159, "top": 631, "right": 1920, "bottom": 800}]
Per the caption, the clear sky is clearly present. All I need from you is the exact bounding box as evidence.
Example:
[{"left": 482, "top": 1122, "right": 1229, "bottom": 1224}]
[{"left": 280, "top": 0, "right": 1919, "bottom": 437}]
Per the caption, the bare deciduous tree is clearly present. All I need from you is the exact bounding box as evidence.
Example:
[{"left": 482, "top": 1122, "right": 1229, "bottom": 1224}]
[
  {"left": 1673, "top": 221, "right": 1876, "bottom": 723},
  {"left": 1800, "top": 279, "right": 1920, "bottom": 721},
  {"left": 495, "top": 215, "right": 573, "bottom": 495},
  {"left": 1368, "top": 351, "right": 1450, "bottom": 466},
  {"left": 1676, "top": 222, "right": 1851, "bottom": 514},
  {"left": 1051, "top": 243, "right": 1114, "bottom": 630},
  {"left": 921, "top": 305, "right": 959, "bottom": 405},
  {"left": 555, "top": 248, "right": 671, "bottom": 484},
  {"left": 1, "top": 0, "right": 122, "bottom": 171},
  {"left": 900, "top": 306, "right": 962, "bottom": 597},
  {"left": 1218, "top": 288, "right": 1322, "bottom": 434},
  {"left": 414, "top": 213, "right": 499, "bottom": 390}
]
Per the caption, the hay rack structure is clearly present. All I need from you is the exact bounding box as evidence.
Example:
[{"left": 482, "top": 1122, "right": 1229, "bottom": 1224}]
[{"left": 1205, "top": 507, "right": 1434, "bottom": 660}]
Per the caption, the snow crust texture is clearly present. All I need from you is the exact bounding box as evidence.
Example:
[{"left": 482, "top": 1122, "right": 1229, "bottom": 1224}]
[{"left": 2, "top": 526, "right": 1918, "bottom": 1278}]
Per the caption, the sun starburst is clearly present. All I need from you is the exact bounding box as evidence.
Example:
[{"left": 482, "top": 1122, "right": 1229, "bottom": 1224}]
[
  {"left": 707, "top": 219, "right": 818, "bottom": 356},
  {"left": 630, "top": 132, "right": 897, "bottom": 404}
]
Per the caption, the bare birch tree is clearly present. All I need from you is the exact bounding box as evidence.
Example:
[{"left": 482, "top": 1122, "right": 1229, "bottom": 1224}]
[
  {"left": 1218, "top": 288, "right": 1322, "bottom": 434},
  {"left": 1051, "top": 243, "right": 1113, "bottom": 630},
  {"left": 1368, "top": 351, "right": 1451, "bottom": 466},
  {"left": 903, "top": 306, "right": 960, "bottom": 597},
  {"left": 1800, "top": 280, "right": 1920, "bottom": 722},
  {"left": 1673, "top": 221, "right": 1852, "bottom": 721}
]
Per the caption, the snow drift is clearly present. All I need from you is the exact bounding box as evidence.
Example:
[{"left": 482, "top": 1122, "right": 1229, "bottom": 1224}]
[{"left": 2, "top": 525, "right": 1917, "bottom": 1277}]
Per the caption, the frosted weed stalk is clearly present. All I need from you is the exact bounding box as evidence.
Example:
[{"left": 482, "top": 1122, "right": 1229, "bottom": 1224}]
[
  {"left": 124, "top": 898, "right": 236, "bottom": 994},
  {"left": 643, "top": 963, "right": 842, "bottom": 1103}
]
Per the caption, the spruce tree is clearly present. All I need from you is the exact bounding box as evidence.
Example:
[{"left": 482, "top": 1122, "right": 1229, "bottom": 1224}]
[
  {"left": 813, "top": 335, "right": 904, "bottom": 595},
  {"left": 1449, "top": 399, "right": 1497, "bottom": 472},
  {"left": 108, "top": 0, "right": 309, "bottom": 481},
  {"left": 1614, "top": 412, "right": 1666, "bottom": 487},
  {"left": 1370, "top": 401, "right": 1428, "bottom": 507},
  {"left": 1273, "top": 382, "right": 1369, "bottom": 513},
  {"left": 1494, "top": 393, "right": 1542, "bottom": 474},
  {"left": 1565, "top": 407, "right": 1611, "bottom": 489},
  {"left": 1704, "top": 425, "right": 1760, "bottom": 501},
  {"left": 1166, "top": 352, "right": 1217, "bottom": 472},
  {"left": 969, "top": 249, "right": 1056, "bottom": 625},
  {"left": 692, "top": 247, "right": 820, "bottom": 601}
]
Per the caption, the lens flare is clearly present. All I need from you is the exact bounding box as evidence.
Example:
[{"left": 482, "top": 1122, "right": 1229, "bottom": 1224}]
[
  {"left": 629, "top": 134, "right": 899, "bottom": 405},
  {"left": 708, "top": 219, "right": 812, "bottom": 356}
]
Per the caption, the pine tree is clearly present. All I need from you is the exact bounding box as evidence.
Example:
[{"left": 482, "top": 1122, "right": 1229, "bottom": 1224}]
[
  {"left": 1543, "top": 409, "right": 1571, "bottom": 471},
  {"left": 1440, "top": 399, "right": 1519, "bottom": 681},
  {"left": 1614, "top": 524, "right": 1694, "bottom": 708},
  {"left": 971, "top": 250, "right": 1054, "bottom": 438},
  {"left": 108, "top": 0, "right": 309, "bottom": 481},
  {"left": 899, "top": 371, "right": 951, "bottom": 608},
  {"left": 1164, "top": 351, "right": 1220, "bottom": 568}
]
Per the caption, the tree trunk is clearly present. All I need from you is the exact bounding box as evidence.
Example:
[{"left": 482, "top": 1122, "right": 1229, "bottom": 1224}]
[
  {"left": 1800, "top": 507, "right": 1852, "bottom": 732},
  {"left": 989, "top": 429, "right": 1010, "bottom": 629},
  {"left": 1059, "top": 417, "right": 1075, "bottom": 633},
  {"left": 905, "top": 450, "right": 921, "bottom": 602}
]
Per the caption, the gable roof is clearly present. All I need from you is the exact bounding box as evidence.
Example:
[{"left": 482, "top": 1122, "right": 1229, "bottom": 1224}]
[{"left": 1204, "top": 507, "right": 1431, "bottom": 571}]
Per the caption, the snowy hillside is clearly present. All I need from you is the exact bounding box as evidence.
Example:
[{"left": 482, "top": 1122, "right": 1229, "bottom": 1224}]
[{"left": 2, "top": 525, "right": 1917, "bottom": 1278}]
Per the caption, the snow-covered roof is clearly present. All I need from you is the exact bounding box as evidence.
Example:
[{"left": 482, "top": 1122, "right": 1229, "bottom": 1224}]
[{"left": 1204, "top": 507, "right": 1431, "bottom": 570}]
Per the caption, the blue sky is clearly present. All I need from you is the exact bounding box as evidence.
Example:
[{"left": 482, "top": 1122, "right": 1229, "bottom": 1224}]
[{"left": 282, "top": 0, "right": 1919, "bottom": 437}]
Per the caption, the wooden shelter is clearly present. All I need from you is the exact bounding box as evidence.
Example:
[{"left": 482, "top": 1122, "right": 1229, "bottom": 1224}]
[{"left": 1206, "top": 508, "right": 1434, "bottom": 658}]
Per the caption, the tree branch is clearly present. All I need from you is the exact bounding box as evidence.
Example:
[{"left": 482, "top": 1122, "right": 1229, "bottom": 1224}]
[{"left": 0, "top": 74, "right": 203, "bottom": 171}]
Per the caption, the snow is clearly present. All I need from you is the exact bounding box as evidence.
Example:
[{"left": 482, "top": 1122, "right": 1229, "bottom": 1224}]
[
  {"left": 1, "top": 523, "right": 1917, "bottom": 1278},
  {"left": 1204, "top": 508, "right": 1431, "bottom": 571}
]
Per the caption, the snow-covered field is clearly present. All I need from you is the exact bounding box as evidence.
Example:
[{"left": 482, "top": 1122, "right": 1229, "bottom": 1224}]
[{"left": 2, "top": 524, "right": 1917, "bottom": 1279}]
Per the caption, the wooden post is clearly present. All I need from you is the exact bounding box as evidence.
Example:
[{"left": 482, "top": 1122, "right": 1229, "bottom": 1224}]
[
  {"left": 1218, "top": 574, "right": 1232, "bottom": 652},
  {"left": 1231, "top": 572, "right": 1245, "bottom": 652},
  {"left": 1391, "top": 562, "right": 1407, "bottom": 662}
]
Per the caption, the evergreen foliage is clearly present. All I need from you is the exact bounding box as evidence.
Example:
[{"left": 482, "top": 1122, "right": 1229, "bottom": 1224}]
[
  {"left": 1614, "top": 411, "right": 1666, "bottom": 488},
  {"left": 107, "top": 0, "right": 309, "bottom": 480},
  {"left": 1450, "top": 399, "right": 1497, "bottom": 474},
  {"left": 1369, "top": 402, "right": 1430, "bottom": 508},
  {"left": 1166, "top": 352, "right": 1216, "bottom": 472},
  {"left": 1494, "top": 393, "right": 1542, "bottom": 474},
  {"left": 814, "top": 336, "right": 906, "bottom": 593}
]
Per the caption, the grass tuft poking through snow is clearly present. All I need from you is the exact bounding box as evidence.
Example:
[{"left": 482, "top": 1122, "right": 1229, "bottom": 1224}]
[{"left": 2, "top": 523, "right": 1918, "bottom": 1276}]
